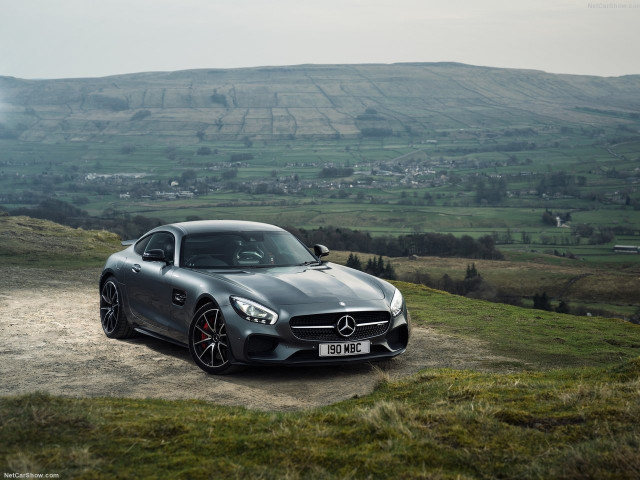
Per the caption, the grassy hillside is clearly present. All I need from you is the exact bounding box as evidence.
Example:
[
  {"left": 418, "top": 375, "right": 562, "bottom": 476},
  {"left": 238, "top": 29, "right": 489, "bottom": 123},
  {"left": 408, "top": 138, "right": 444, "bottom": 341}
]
[
  {"left": 2, "top": 213, "right": 638, "bottom": 318},
  {"left": 1, "top": 280, "right": 639, "bottom": 478},
  {"left": 2, "top": 362, "right": 640, "bottom": 479},
  {"left": 0, "top": 215, "right": 122, "bottom": 268},
  {"left": 2, "top": 63, "right": 639, "bottom": 143},
  {"left": 397, "top": 281, "right": 640, "bottom": 368},
  {"left": 0, "top": 217, "right": 639, "bottom": 479},
  {"left": 331, "top": 251, "right": 640, "bottom": 318}
]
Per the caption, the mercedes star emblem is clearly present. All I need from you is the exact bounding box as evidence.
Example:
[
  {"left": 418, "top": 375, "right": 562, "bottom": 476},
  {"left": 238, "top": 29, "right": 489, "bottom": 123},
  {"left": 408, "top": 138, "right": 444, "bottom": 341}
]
[{"left": 336, "top": 315, "right": 356, "bottom": 338}]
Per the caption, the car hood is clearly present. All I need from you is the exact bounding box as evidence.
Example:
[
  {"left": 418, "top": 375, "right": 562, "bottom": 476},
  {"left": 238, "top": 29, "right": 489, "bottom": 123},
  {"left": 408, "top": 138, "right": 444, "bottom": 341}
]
[{"left": 199, "top": 263, "right": 385, "bottom": 305}]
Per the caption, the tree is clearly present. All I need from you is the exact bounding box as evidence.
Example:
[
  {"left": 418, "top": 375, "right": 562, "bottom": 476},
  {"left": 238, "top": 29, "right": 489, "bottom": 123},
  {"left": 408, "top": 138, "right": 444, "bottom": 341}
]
[
  {"left": 230, "top": 153, "right": 254, "bottom": 162},
  {"left": 573, "top": 224, "right": 594, "bottom": 238},
  {"left": 475, "top": 176, "right": 507, "bottom": 204},
  {"left": 320, "top": 167, "right": 354, "bottom": 178},
  {"left": 181, "top": 170, "right": 197, "bottom": 184},
  {"left": 165, "top": 146, "right": 177, "bottom": 160},
  {"left": 556, "top": 300, "right": 570, "bottom": 314},
  {"left": 465, "top": 263, "right": 479, "bottom": 280},
  {"left": 346, "top": 253, "right": 362, "bottom": 271},
  {"left": 376, "top": 256, "right": 385, "bottom": 276},
  {"left": 383, "top": 261, "right": 397, "bottom": 280},
  {"left": 542, "top": 209, "right": 556, "bottom": 226},
  {"left": 588, "top": 228, "right": 614, "bottom": 245},
  {"left": 533, "top": 292, "right": 552, "bottom": 311},
  {"left": 221, "top": 169, "right": 237, "bottom": 180},
  {"left": 364, "top": 256, "right": 386, "bottom": 277},
  {"left": 365, "top": 258, "right": 375, "bottom": 274},
  {"left": 438, "top": 274, "right": 459, "bottom": 295}
]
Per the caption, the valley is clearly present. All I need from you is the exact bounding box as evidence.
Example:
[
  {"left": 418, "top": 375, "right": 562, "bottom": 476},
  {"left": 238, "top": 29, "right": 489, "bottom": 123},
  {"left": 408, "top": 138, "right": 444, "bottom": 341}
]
[{"left": 1, "top": 62, "right": 639, "bottom": 318}]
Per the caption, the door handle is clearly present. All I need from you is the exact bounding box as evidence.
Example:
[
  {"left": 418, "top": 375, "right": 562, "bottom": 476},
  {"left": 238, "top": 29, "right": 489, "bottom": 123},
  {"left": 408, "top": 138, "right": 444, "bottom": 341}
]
[{"left": 132, "top": 264, "right": 141, "bottom": 273}]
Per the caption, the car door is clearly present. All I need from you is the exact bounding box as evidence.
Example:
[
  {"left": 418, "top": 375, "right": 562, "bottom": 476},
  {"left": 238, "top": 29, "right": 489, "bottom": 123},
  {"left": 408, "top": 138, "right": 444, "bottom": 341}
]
[{"left": 124, "top": 231, "right": 177, "bottom": 332}]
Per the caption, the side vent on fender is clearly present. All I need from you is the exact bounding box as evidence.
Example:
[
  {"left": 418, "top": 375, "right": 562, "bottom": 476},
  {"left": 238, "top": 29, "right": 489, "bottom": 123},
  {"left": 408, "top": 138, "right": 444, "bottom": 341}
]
[{"left": 172, "top": 289, "right": 187, "bottom": 306}]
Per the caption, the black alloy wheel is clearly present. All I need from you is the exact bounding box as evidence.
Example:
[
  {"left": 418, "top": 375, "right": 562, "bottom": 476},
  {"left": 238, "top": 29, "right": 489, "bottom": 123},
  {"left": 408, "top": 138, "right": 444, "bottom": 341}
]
[
  {"left": 100, "top": 278, "right": 135, "bottom": 338},
  {"left": 188, "top": 303, "right": 233, "bottom": 374}
]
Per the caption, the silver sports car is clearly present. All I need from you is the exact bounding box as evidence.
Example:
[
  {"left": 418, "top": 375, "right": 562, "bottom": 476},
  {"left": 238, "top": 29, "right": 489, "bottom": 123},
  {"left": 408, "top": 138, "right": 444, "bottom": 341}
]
[{"left": 99, "top": 220, "right": 410, "bottom": 374}]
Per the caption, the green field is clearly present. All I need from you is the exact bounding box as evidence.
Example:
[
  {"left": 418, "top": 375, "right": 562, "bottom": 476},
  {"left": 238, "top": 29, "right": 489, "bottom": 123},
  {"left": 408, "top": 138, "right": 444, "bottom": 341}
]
[
  {"left": 2, "top": 65, "right": 639, "bottom": 325},
  {"left": 2, "top": 135, "right": 639, "bottom": 231},
  {"left": 3, "top": 62, "right": 640, "bottom": 479},
  {"left": 1, "top": 280, "right": 639, "bottom": 479},
  {"left": 2, "top": 216, "right": 640, "bottom": 479}
]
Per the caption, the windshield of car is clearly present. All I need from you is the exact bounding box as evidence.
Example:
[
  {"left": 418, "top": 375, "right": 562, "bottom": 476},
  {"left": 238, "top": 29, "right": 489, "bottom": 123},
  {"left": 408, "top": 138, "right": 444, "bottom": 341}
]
[{"left": 180, "top": 231, "right": 319, "bottom": 269}]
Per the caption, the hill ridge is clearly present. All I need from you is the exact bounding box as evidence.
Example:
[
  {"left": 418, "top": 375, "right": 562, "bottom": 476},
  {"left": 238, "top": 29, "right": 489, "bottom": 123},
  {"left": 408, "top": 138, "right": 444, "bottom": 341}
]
[{"left": 1, "top": 63, "right": 639, "bottom": 143}]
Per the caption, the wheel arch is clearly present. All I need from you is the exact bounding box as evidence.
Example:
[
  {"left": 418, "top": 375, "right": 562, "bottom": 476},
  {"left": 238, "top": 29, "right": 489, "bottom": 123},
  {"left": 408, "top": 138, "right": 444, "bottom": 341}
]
[
  {"left": 193, "top": 294, "right": 218, "bottom": 316},
  {"left": 99, "top": 269, "right": 118, "bottom": 291}
]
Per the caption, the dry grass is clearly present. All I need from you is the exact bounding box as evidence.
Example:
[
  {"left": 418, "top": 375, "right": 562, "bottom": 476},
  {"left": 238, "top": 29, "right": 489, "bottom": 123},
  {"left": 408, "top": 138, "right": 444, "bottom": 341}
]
[
  {"left": 0, "top": 216, "right": 122, "bottom": 268},
  {"left": 330, "top": 250, "right": 640, "bottom": 309}
]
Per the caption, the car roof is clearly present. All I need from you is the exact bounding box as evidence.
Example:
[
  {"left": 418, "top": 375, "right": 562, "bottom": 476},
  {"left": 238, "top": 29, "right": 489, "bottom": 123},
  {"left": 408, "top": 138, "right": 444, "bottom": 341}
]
[{"left": 169, "top": 220, "right": 285, "bottom": 236}]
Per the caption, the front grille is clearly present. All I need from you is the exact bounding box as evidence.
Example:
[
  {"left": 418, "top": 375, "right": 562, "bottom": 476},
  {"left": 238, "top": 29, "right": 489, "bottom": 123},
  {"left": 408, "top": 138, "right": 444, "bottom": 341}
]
[{"left": 290, "top": 311, "right": 390, "bottom": 341}]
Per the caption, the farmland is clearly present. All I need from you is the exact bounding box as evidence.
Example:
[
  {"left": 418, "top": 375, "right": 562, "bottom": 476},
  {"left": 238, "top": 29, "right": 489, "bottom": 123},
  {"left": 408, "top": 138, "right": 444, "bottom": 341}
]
[{"left": 1, "top": 63, "right": 640, "bottom": 317}]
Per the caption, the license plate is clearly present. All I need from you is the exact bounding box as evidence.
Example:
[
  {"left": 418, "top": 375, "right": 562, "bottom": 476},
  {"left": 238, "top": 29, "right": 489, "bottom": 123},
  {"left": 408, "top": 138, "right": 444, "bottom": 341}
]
[{"left": 319, "top": 341, "right": 370, "bottom": 357}]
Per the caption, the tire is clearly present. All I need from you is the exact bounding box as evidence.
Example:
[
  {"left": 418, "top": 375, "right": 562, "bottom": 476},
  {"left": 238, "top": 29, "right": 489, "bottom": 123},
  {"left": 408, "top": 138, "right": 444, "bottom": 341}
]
[
  {"left": 100, "top": 277, "right": 135, "bottom": 339},
  {"left": 188, "top": 303, "right": 235, "bottom": 374}
]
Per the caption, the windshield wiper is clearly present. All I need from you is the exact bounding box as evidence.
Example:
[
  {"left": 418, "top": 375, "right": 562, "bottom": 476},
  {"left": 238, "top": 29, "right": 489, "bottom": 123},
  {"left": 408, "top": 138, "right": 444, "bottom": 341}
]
[
  {"left": 297, "top": 260, "right": 321, "bottom": 266},
  {"left": 217, "top": 265, "right": 275, "bottom": 269},
  {"left": 190, "top": 262, "right": 320, "bottom": 270}
]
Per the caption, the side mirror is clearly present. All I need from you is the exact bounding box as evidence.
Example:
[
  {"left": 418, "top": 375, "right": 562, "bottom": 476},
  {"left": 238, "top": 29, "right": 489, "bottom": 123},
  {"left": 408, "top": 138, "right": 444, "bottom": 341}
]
[
  {"left": 143, "top": 249, "right": 168, "bottom": 263},
  {"left": 313, "top": 244, "right": 330, "bottom": 259}
]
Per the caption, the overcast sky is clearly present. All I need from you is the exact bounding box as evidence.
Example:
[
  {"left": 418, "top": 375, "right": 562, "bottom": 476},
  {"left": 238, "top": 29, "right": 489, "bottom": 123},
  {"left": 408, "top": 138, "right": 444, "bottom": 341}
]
[{"left": 1, "top": 0, "right": 639, "bottom": 79}]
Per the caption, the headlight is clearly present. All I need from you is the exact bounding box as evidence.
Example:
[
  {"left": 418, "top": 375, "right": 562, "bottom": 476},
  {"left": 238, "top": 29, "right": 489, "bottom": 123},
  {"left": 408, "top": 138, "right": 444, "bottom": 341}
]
[
  {"left": 230, "top": 296, "right": 279, "bottom": 325},
  {"left": 390, "top": 288, "right": 404, "bottom": 317}
]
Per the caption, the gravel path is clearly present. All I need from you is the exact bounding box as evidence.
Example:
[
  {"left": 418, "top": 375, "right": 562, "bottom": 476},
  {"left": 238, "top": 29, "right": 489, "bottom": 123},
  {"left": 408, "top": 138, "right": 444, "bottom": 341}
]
[{"left": 0, "top": 267, "right": 519, "bottom": 411}]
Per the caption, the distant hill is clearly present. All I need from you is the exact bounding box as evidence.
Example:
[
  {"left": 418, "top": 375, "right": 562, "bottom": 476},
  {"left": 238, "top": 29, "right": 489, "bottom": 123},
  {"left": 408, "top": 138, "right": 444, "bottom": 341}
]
[{"left": 1, "top": 63, "right": 639, "bottom": 143}]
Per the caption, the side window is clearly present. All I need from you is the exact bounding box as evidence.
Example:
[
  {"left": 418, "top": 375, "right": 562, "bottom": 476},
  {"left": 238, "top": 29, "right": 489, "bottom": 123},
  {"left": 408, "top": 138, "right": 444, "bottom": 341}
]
[
  {"left": 145, "top": 232, "right": 175, "bottom": 262},
  {"left": 133, "top": 235, "right": 152, "bottom": 256}
]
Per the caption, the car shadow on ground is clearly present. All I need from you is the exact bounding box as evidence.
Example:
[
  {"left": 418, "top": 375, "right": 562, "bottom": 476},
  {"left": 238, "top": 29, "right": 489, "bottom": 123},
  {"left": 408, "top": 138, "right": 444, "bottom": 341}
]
[
  {"left": 234, "top": 361, "right": 377, "bottom": 380},
  {"left": 121, "top": 334, "right": 192, "bottom": 362},
  {"left": 121, "top": 333, "right": 388, "bottom": 381}
]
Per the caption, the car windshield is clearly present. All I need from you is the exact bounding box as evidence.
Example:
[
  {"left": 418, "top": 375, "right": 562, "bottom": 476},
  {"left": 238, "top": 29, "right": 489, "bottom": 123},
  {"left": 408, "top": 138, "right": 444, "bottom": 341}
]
[{"left": 181, "top": 231, "right": 319, "bottom": 269}]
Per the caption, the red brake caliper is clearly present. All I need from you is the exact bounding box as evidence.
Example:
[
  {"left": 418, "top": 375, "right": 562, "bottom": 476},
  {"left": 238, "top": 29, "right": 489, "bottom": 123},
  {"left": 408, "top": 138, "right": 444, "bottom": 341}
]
[{"left": 201, "top": 322, "right": 210, "bottom": 351}]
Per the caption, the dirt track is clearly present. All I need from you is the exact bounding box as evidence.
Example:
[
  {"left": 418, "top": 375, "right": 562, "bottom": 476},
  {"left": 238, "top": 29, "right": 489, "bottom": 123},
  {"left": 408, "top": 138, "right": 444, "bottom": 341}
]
[{"left": 0, "top": 267, "right": 519, "bottom": 411}]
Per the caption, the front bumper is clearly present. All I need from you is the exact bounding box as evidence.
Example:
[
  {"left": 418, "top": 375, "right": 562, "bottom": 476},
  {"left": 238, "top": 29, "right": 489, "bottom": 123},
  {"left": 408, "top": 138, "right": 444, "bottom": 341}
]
[{"left": 221, "top": 299, "right": 410, "bottom": 366}]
